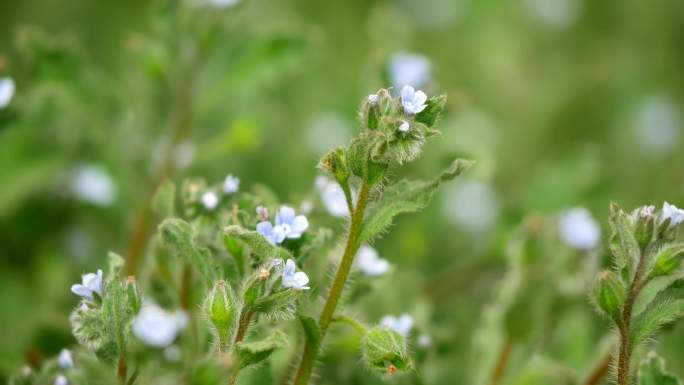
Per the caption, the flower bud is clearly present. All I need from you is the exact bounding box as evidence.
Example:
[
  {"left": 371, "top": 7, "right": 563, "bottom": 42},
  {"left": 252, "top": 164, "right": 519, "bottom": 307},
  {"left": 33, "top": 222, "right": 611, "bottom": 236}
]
[
  {"left": 593, "top": 271, "right": 625, "bottom": 324},
  {"left": 318, "top": 147, "right": 350, "bottom": 186},
  {"left": 361, "top": 327, "right": 412, "bottom": 376},
  {"left": 649, "top": 244, "right": 684, "bottom": 278},
  {"left": 361, "top": 93, "right": 381, "bottom": 130},
  {"left": 126, "top": 276, "right": 141, "bottom": 314},
  {"left": 632, "top": 205, "right": 655, "bottom": 250},
  {"left": 204, "top": 280, "right": 238, "bottom": 347}
]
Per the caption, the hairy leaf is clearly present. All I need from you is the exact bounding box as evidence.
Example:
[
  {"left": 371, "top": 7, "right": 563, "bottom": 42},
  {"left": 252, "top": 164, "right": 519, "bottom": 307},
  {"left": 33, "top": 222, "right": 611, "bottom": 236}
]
[
  {"left": 631, "top": 279, "right": 684, "bottom": 346},
  {"left": 359, "top": 159, "right": 472, "bottom": 243},
  {"left": 159, "top": 218, "right": 217, "bottom": 286},
  {"left": 223, "top": 225, "right": 292, "bottom": 261},
  {"left": 236, "top": 330, "right": 288, "bottom": 369},
  {"left": 638, "top": 352, "right": 682, "bottom": 385}
]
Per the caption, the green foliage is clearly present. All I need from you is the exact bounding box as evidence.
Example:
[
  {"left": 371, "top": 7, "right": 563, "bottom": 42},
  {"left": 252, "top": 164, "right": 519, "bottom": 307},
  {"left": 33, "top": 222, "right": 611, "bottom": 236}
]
[
  {"left": 361, "top": 327, "right": 412, "bottom": 376},
  {"left": 205, "top": 280, "right": 238, "bottom": 349},
  {"left": 223, "top": 225, "right": 293, "bottom": 262},
  {"left": 638, "top": 352, "right": 682, "bottom": 385},
  {"left": 359, "top": 158, "right": 473, "bottom": 243},
  {"left": 593, "top": 270, "right": 625, "bottom": 325},
  {"left": 159, "top": 218, "right": 217, "bottom": 286},
  {"left": 235, "top": 330, "right": 288, "bottom": 369}
]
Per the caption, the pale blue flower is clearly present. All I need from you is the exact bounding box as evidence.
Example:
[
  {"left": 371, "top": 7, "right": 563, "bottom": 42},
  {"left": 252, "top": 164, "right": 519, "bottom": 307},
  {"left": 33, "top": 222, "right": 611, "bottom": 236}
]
[
  {"left": 57, "top": 349, "right": 73, "bottom": 369},
  {"left": 400, "top": 86, "right": 428, "bottom": 115},
  {"left": 70, "top": 269, "right": 103, "bottom": 300},
  {"left": 558, "top": 207, "right": 601, "bottom": 250},
  {"left": 275, "top": 206, "right": 309, "bottom": 239},
  {"left": 389, "top": 53, "right": 431, "bottom": 89},
  {"left": 223, "top": 174, "right": 240, "bottom": 194},
  {"left": 355, "top": 246, "right": 390, "bottom": 276},
  {"left": 209, "top": 0, "right": 240, "bottom": 8},
  {"left": 201, "top": 191, "right": 219, "bottom": 210},
  {"left": 132, "top": 302, "right": 188, "bottom": 348},
  {"left": 281, "top": 259, "right": 310, "bottom": 290},
  {"left": 380, "top": 314, "right": 414, "bottom": 336},
  {"left": 316, "top": 176, "right": 351, "bottom": 218},
  {"left": 256, "top": 221, "right": 287, "bottom": 245},
  {"left": 661, "top": 201, "right": 684, "bottom": 227},
  {"left": 0, "top": 77, "right": 15, "bottom": 109}
]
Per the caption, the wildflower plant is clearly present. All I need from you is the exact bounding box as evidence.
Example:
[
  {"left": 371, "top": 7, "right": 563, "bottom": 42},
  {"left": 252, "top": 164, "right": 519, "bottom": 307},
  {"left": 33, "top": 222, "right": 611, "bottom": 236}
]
[{"left": 591, "top": 202, "right": 684, "bottom": 385}]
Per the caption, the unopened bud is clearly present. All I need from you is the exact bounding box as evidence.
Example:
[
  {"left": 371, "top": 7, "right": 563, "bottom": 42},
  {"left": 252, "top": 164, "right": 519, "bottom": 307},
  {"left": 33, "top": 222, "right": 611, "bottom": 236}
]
[
  {"left": 633, "top": 205, "right": 655, "bottom": 250},
  {"left": 205, "top": 280, "right": 238, "bottom": 347},
  {"left": 318, "top": 147, "right": 350, "bottom": 186},
  {"left": 361, "top": 327, "right": 412, "bottom": 376},
  {"left": 594, "top": 271, "right": 625, "bottom": 324},
  {"left": 649, "top": 244, "right": 684, "bottom": 278},
  {"left": 126, "top": 276, "right": 141, "bottom": 313}
]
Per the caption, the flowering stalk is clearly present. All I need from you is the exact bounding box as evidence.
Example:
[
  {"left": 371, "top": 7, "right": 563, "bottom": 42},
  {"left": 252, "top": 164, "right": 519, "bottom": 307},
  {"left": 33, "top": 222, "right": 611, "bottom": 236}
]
[{"left": 293, "top": 179, "right": 371, "bottom": 385}]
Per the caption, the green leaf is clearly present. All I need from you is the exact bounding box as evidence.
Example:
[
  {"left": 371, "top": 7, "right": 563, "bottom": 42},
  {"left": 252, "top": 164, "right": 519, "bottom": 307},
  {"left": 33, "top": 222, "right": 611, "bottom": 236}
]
[
  {"left": 415, "top": 94, "right": 447, "bottom": 127},
  {"left": 638, "top": 352, "right": 682, "bottom": 385},
  {"left": 359, "top": 159, "right": 473, "bottom": 243},
  {"left": 631, "top": 279, "right": 684, "bottom": 346},
  {"left": 361, "top": 327, "right": 412, "bottom": 375},
  {"left": 252, "top": 289, "right": 299, "bottom": 320},
  {"left": 223, "top": 225, "right": 293, "bottom": 262},
  {"left": 299, "top": 315, "right": 320, "bottom": 347},
  {"left": 151, "top": 179, "right": 176, "bottom": 219},
  {"left": 159, "top": 218, "right": 217, "bottom": 286},
  {"left": 236, "top": 330, "right": 288, "bottom": 369}
]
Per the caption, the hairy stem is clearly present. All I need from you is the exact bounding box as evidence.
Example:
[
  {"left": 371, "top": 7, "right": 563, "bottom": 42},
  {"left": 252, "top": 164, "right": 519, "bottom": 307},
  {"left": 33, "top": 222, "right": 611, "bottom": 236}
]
[
  {"left": 333, "top": 315, "right": 367, "bottom": 334},
  {"left": 617, "top": 252, "right": 648, "bottom": 385},
  {"left": 292, "top": 180, "right": 372, "bottom": 385},
  {"left": 117, "top": 352, "right": 127, "bottom": 385}
]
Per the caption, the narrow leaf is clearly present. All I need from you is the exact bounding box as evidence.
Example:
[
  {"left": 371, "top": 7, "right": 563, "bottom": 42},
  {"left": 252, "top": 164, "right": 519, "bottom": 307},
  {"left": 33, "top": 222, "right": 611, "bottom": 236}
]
[
  {"left": 236, "top": 330, "right": 288, "bottom": 369},
  {"left": 631, "top": 279, "right": 684, "bottom": 346},
  {"left": 159, "top": 218, "right": 217, "bottom": 286},
  {"left": 359, "top": 159, "right": 472, "bottom": 243},
  {"left": 299, "top": 315, "right": 320, "bottom": 347}
]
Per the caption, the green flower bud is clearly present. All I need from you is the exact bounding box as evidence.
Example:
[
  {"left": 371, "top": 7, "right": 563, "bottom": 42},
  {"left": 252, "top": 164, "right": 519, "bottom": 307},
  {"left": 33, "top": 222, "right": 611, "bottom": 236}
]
[
  {"left": 593, "top": 271, "right": 625, "bottom": 324},
  {"left": 632, "top": 205, "right": 655, "bottom": 250},
  {"left": 415, "top": 94, "right": 447, "bottom": 128},
  {"left": 649, "top": 244, "right": 684, "bottom": 278},
  {"left": 318, "top": 147, "right": 350, "bottom": 186},
  {"left": 361, "top": 93, "right": 381, "bottom": 130},
  {"left": 361, "top": 327, "right": 412, "bottom": 376},
  {"left": 205, "top": 280, "right": 238, "bottom": 347},
  {"left": 126, "top": 276, "right": 141, "bottom": 314}
]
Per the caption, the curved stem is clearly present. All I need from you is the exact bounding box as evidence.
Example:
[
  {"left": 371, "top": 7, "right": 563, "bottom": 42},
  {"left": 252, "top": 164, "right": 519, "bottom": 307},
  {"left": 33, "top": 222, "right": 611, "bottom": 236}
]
[
  {"left": 292, "top": 180, "right": 372, "bottom": 385},
  {"left": 333, "top": 315, "right": 367, "bottom": 334}
]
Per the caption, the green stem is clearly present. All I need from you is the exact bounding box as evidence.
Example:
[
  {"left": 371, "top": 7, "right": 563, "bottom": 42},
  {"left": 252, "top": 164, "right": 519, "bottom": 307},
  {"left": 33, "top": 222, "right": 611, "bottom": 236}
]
[
  {"left": 333, "top": 315, "right": 367, "bottom": 334},
  {"left": 292, "top": 180, "right": 372, "bottom": 385},
  {"left": 117, "top": 352, "right": 127, "bottom": 385},
  {"left": 340, "top": 181, "right": 355, "bottom": 215},
  {"left": 617, "top": 251, "right": 648, "bottom": 385}
]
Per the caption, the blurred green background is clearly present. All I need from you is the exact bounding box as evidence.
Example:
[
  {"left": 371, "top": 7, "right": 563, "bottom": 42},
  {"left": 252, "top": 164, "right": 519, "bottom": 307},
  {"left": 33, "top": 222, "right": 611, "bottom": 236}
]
[{"left": 1, "top": 0, "right": 683, "bottom": 384}]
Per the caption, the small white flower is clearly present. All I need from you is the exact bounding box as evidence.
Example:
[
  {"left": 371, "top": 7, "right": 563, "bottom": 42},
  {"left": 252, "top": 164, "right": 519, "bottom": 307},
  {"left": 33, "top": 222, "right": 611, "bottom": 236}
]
[
  {"left": 132, "top": 302, "right": 188, "bottom": 348},
  {"left": 380, "top": 314, "right": 414, "bottom": 336},
  {"left": 661, "top": 201, "right": 684, "bottom": 227},
  {"left": 367, "top": 94, "right": 379, "bottom": 104},
  {"left": 70, "top": 269, "right": 103, "bottom": 300},
  {"left": 71, "top": 165, "right": 117, "bottom": 207},
  {"left": 0, "top": 77, "right": 16, "bottom": 109},
  {"left": 558, "top": 207, "right": 601, "bottom": 250},
  {"left": 175, "top": 141, "right": 195, "bottom": 170},
  {"left": 398, "top": 120, "right": 410, "bottom": 133},
  {"left": 54, "top": 374, "right": 68, "bottom": 385},
  {"left": 418, "top": 334, "right": 432, "bottom": 349},
  {"left": 201, "top": 191, "right": 219, "bottom": 210},
  {"left": 223, "top": 174, "right": 240, "bottom": 194},
  {"left": 275, "top": 206, "right": 309, "bottom": 239},
  {"left": 389, "top": 53, "right": 431, "bottom": 90},
  {"left": 315, "top": 176, "right": 351, "bottom": 218},
  {"left": 57, "top": 349, "right": 73, "bottom": 369},
  {"left": 256, "top": 221, "right": 287, "bottom": 245},
  {"left": 400, "top": 85, "right": 428, "bottom": 115},
  {"left": 79, "top": 302, "right": 89, "bottom": 312},
  {"left": 281, "top": 259, "right": 310, "bottom": 290},
  {"left": 355, "top": 246, "right": 390, "bottom": 276}
]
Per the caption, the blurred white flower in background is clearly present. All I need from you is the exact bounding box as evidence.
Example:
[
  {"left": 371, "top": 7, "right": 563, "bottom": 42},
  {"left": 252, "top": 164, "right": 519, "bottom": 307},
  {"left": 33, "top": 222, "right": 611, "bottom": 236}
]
[
  {"left": 388, "top": 52, "right": 431, "bottom": 90},
  {"left": 201, "top": 191, "right": 219, "bottom": 210},
  {"left": 163, "top": 345, "right": 182, "bottom": 362},
  {"left": 661, "top": 201, "right": 684, "bottom": 227},
  {"left": 54, "top": 374, "right": 68, "bottom": 385},
  {"left": 71, "top": 165, "right": 117, "bottom": 207},
  {"left": 57, "top": 349, "right": 73, "bottom": 369},
  {"left": 175, "top": 141, "right": 196, "bottom": 170},
  {"left": 355, "top": 245, "right": 390, "bottom": 276},
  {"left": 207, "top": 0, "right": 240, "bottom": 8},
  {"left": 281, "top": 259, "right": 310, "bottom": 290},
  {"left": 132, "top": 302, "right": 188, "bottom": 348},
  {"left": 380, "top": 314, "right": 414, "bottom": 336},
  {"left": 223, "top": 174, "right": 240, "bottom": 194},
  {"left": 70, "top": 269, "right": 103, "bottom": 300},
  {"left": 400, "top": 85, "right": 428, "bottom": 115},
  {"left": 315, "top": 176, "right": 350, "bottom": 217},
  {"left": 558, "top": 207, "right": 601, "bottom": 250},
  {"left": 444, "top": 180, "right": 500, "bottom": 232},
  {"left": 300, "top": 199, "right": 314, "bottom": 215},
  {"left": 306, "top": 113, "right": 351, "bottom": 155},
  {"left": 633, "top": 96, "right": 680, "bottom": 158},
  {"left": 0, "top": 77, "right": 15, "bottom": 108},
  {"left": 526, "top": 0, "right": 580, "bottom": 29},
  {"left": 418, "top": 334, "right": 433, "bottom": 349}
]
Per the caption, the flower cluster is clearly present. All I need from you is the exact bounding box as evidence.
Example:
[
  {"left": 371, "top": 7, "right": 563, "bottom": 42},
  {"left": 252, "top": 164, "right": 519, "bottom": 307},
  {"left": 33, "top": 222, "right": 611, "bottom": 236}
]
[{"left": 256, "top": 206, "right": 309, "bottom": 245}]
